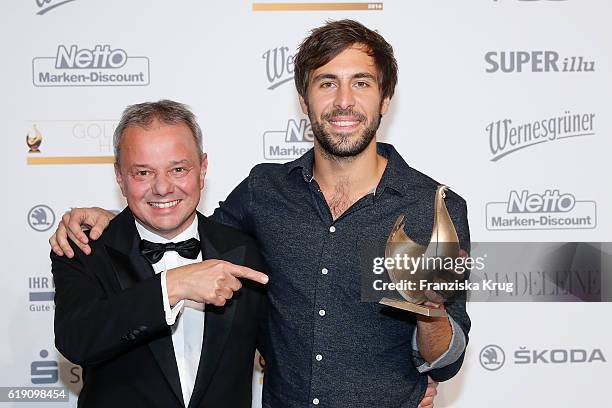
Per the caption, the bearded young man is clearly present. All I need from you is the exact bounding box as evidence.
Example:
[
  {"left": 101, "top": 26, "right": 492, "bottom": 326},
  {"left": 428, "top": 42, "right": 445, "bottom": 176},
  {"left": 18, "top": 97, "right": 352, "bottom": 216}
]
[{"left": 50, "top": 20, "right": 470, "bottom": 408}]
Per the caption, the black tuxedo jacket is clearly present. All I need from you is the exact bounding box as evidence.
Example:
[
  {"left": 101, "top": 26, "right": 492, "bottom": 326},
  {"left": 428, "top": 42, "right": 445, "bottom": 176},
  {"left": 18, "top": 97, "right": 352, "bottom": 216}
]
[{"left": 51, "top": 208, "right": 267, "bottom": 408}]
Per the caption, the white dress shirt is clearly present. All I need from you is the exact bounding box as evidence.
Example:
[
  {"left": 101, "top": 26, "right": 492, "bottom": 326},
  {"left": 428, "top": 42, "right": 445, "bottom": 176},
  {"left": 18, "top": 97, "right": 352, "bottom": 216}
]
[{"left": 135, "top": 217, "right": 204, "bottom": 406}]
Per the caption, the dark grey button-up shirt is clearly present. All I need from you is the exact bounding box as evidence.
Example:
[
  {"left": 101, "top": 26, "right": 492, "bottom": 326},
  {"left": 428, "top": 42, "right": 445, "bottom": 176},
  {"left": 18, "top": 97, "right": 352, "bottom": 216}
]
[{"left": 211, "top": 143, "right": 471, "bottom": 408}]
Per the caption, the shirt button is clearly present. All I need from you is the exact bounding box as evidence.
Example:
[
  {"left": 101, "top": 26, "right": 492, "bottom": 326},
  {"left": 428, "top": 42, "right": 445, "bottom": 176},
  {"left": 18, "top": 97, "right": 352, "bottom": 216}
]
[
  {"left": 316, "top": 354, "right": 323, "bottom": 361},
  {"left": 319, "top": 309, "right": 326, "bottom": 316},
  {"left": 329, "top": 225, "right": 336, "bottom": 233},
  {"left": 321, "top": 268, "right": 328, "bottom": 275},
  {"left": 313, "top": 398, "right": 320, "bottom": 405}
]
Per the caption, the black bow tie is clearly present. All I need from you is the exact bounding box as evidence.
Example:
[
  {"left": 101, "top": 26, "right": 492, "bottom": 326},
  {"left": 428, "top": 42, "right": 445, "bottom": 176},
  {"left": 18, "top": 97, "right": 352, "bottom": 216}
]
[{"left": 139, "top": 238, "right": 201, "bottom": 264}]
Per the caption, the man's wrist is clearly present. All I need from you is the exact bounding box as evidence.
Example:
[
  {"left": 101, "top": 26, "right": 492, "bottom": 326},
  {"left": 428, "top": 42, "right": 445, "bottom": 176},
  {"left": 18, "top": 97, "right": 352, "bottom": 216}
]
[
  {"left": 166, "top": 267, "right": 186, "bottom": 306},
  {"left": 415, "top": 315, "right": 452, "bottom": 363}
]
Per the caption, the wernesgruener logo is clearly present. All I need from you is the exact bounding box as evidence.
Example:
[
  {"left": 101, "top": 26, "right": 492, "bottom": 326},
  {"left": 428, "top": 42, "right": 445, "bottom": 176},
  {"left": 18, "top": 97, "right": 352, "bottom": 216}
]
[
  {"left": 263, "top": 46, "right": 295, "bottom": 90},
  {"left": 35, "top": 0, "right": 78, "bottom": 15},
  {"left": 488, "top": 111, "right": 595, "bottom": 161},
  {"left": 32, "top": 44, "right": 150, "bottom": 87}
]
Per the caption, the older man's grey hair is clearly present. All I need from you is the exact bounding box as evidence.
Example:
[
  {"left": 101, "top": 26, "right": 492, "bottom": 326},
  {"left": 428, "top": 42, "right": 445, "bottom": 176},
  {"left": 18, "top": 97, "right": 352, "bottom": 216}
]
[{"left": 113, "top": 99, "right": 204, "bottom": 165}]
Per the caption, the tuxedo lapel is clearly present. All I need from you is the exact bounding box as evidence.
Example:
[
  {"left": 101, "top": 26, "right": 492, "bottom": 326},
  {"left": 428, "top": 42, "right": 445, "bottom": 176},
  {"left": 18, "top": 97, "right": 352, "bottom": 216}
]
[
  {"left": 104, "top": 209, "right": 184, "bottom": 406},
  {"left": 107, "top": 233, "right": 155, "bottom": 290},
  {"left": 189, "top": 215, "right": 245, "bottom": 408}
]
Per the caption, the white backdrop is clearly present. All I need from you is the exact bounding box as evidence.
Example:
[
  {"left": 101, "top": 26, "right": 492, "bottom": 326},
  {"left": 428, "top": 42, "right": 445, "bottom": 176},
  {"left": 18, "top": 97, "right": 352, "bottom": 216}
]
[{"left": 1, "top": 1, "right": 610, "bottom": 407}]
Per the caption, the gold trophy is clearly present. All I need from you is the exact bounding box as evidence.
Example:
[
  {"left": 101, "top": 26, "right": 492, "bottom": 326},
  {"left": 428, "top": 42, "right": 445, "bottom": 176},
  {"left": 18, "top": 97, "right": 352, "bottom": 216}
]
[{"left": 379, "top": 185, "right": 462, "bottom": 317}]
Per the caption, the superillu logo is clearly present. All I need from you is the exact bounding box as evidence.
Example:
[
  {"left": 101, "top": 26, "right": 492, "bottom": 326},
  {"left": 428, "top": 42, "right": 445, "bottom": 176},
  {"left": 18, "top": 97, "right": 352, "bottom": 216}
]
[{"left": 485, "top": 51, "right": 594, "bottom": 73}]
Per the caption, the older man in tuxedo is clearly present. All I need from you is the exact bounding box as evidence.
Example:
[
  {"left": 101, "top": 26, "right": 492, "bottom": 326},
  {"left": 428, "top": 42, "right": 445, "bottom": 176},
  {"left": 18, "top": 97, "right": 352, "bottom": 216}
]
[{"left": 51, "top": 100, "right": 269, "bottom": 408}]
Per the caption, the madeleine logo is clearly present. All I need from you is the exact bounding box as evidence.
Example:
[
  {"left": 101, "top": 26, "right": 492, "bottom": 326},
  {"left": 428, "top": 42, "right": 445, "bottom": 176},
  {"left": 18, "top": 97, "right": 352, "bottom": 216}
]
[
  {"left": 487, "top": 111, "right": 595, "bottom": 161},
  {"left": 252, "top": 2, "right": 383, "bottom": 11},
  {"left": 485, "top": 189, "right": 596, "bottom": 231},
  {"left": 35, "top": 0, "right": 78, "bottom": 15},
  {"left": 32, "top": 44, "right": 150, "bottom": 87},
  {"left": 263, "top": 118, "right": 313, "bottom": 160}
]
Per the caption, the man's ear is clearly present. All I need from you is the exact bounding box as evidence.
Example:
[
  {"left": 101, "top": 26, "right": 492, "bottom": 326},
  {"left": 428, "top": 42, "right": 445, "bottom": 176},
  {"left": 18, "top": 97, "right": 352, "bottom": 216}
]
[
  {"left": 114, "top": 163, "right": 127, "bottom": 197},
  {"left": 199, "top": 153, "right": 208, "bottom": 190},
  {"left": 299, "top": 95, "right": 309, "bottom": 115},
  {"left": 380, "top": 97, "right": 391, "bottom": 116}
]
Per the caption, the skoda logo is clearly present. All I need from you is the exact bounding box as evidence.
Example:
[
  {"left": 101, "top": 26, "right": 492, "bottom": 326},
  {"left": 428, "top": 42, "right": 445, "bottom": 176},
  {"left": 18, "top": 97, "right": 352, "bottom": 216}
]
[
  {"left": 28, "top": 205, "right": 55, "bottom": 232},
  {"left": 479, "top": 344, "right": 505, "bottom": 371}
]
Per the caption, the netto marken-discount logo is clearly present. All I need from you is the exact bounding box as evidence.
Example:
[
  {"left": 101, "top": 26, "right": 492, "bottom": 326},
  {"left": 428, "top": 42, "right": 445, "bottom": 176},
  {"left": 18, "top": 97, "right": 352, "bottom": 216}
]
[
  {"left": 488, "top": 111, "right": 595, "bottom": 161},
  {"left": 485, "top": 51, "right": 594, "bottom": 73},
  {"left": 32, "top": 44, "right": 150, "bottom": 87},
  {"left": 486, "top": 190, "right": 596, "bottom": 230},
  {"left": 263, "top": 119, "right": 313, "bottom": 160}
]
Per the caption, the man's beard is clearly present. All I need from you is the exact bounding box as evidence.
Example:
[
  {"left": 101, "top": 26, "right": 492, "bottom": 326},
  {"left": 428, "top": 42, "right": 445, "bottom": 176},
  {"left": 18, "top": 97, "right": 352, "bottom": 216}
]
[{"left": 309, "top": 107, "right": 381, "bottom": 160}]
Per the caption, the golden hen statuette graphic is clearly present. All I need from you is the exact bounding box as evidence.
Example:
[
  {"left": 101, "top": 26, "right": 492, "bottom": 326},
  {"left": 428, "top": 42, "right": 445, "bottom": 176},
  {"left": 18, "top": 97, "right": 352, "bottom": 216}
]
[{"left": 27, "top": 124, "right": 43, "bottom": 153}]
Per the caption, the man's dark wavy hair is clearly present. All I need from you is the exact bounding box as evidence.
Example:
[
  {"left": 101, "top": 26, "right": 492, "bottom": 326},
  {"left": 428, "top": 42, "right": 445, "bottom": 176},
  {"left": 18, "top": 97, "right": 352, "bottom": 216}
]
[{"left": 294, "top": 19, "right": 398, "bottom": 103}]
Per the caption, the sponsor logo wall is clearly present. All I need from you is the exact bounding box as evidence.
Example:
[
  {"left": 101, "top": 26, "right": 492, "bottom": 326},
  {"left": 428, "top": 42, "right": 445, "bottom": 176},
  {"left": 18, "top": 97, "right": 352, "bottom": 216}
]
[{"left": 2, "top": 1, "right": 610, "bottom": 407}]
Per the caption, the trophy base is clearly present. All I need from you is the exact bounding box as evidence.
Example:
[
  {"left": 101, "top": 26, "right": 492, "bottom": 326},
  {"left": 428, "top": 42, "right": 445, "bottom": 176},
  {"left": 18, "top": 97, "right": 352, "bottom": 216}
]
[{"left": 379, "top": 297, "right": 447, "bottom": 317}]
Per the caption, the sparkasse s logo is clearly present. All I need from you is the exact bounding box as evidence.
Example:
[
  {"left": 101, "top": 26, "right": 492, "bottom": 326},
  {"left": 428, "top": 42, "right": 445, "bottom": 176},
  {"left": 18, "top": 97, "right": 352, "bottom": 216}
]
[
  {"left": 32, "top": 44, "right": 150, "bottom": 87},
  {"left": 31, "top": 350, "right": 58, "bottom": 384},
  {"left": 485, "top": 189, "right": 596, "bottom": 231}
]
